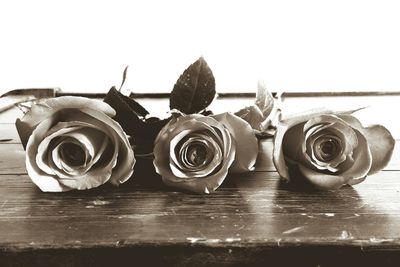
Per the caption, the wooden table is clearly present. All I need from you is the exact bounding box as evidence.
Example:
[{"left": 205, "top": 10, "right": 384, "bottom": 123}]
[{"left": 0, "top": 95, "right": 399, "bottom": 266}]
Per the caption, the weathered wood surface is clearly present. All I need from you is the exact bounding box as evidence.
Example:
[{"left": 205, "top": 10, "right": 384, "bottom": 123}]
[
  {"left": 1, "top": 96, "right": 400, "bottom": 266},
  {"left": 1, "top": 171, "right": 400, "bottom": 247},
  {"left": 1, "top": 170, "right": 400, "bottom": 266}
]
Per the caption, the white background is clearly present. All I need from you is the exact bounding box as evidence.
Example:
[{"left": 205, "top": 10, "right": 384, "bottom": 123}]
[{"left": 1, "top": 0, "right": 400, "bottom": 94}]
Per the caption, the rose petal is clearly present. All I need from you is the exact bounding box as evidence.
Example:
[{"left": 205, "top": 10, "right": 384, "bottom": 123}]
[
  {"left": 299, "top": 129, "right": 372, "bottom": 189},
  {"left": 36, "top": 125, "right": 85, "bottom": 176},
  {"left": 25, "top": 106, "right": 134, "bottom": 191},
  {"left": 54, "top": 143, "right": 114, "bottom": 190},
  {"left": 162, "top": 140, "right": 235, "bottom": 194},
  {"left": 282, "top": 123, "right": 304, "bottom": 163},
  {"left": 69, "top": 108, "right": 135, "bottom": 186},
  {"left": 273, "top": 111, "right": 377, "bottom": 189},
  {"left": 35, "top": 122, "right": 108, "bottom": 176},
  {"left": 154, "top": 115, "right": 236, "bottom": 193},
  {"left": 25, "top": 116, "right": 72, "bottom": 192},
  {"left": 43, "top": 122, "right": 110, "bottom": 177},
  {"left": 303, "top": 118, "right": 358, "bottom": 172},
  {"left": 169, "top": 130, "right": 222, "bottom": 178},
  {"left": 338, "top": 115, "right": 395, "bottom": 175},
  {"left": 362, "top": 125, "right": 395, "bottom": 175},
  {"left": 54, "top": 138, "right": 89, "bottom": 174},
  {"left": 273, "top": 111, "right": 339, "bottom": 180},
  {"left": 60, "top": 127, "right": 110, "bottom": 173},
  {"left": 213, "top": 113, "right": 258, "bottom": 173},
  {"left": 336, "top": 114, "right": 363, "bottom": 128},
  {"left": 167, "top": 119, "right": 223, "bottom": 178},
  {"left": 298, "top": 164, "right": 348, "bottom": 189},
  {"left": 304, "top": 125, "right": 342, "bottom": 171},
  {"left": 303, "top": 116, "right": 358, "bottom": 164},
  {"left": 307, "top": 133, "right": 345, "bottom": 172},
  {"left": 304, "top": 117, "right": 358, "bottom": 151},
  {"left": 273, "top": 123, "right": 293, "bottom": 181},
  {"left": 39, "top": 119, "right": 117, "bottom": 190},
  {"left": 337, "top": 129, "right": 372, "bottom": 185},
  {"left": 16, "top": 96, "right": 116, "bottom": 148}
]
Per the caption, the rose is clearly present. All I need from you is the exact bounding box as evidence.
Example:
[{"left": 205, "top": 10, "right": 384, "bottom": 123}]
[
  {"left": 273, "top": 110, "right": 395, "bottom": 189},
  {"left": 153, "top": 113, "right": 258, "bottom": 193},
  {"left": 154, "top": 114, "right": 235, "bottom": 194},
  {"left": 15, "top": 96, "right": 135, "bottom": 192}
]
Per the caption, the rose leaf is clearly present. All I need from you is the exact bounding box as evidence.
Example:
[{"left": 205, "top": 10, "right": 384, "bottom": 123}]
[
  {"left": 170, "top": 57, "right": 216, "bottom": 114},
  {"left": 255, "top": 81, "right": 275, "bottom": 118}
]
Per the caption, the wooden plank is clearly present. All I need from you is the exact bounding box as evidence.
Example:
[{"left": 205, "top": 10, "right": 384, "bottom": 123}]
[
  {"left": 0, "top": 174, "right": 400, "bottom": 266},
  {"left": 0, "top": 143, "right": 25, "bottom": 174},
  {"left": 0, "top": 172, "right": 399, "bottom": 251}
]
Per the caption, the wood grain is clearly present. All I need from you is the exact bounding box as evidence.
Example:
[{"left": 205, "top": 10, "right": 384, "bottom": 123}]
[
  {"left": 0, "top": 171, "right": 400, "bottom": 266},
  {"left": 0, "top": 172, "right": 399, "bottom": 248}
]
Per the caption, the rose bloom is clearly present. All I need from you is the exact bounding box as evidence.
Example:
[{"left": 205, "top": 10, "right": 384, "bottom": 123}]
[
  {"left": 16, "top": 96, "right": 135, "bottom": 192},
  {"left": 153, "top": 113, "right": 258, "bottom": 193},
  {"left": 273, "top": 110, "right": 395, "bottom": 189}
]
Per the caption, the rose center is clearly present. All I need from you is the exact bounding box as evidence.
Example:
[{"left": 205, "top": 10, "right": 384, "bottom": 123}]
[
  {"left": 186, "top": 143, "right": 207, "bottom": 167},
  {"left": 60, "top": 142, "right": 86, "bottom": 166},
  {"left": 314, "top": 136, "right": 341, "bottom": 162},
  {"left": 321, "top": 140, "right": 336, "bottom": 155}
]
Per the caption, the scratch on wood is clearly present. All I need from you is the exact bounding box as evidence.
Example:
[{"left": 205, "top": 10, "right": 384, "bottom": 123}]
[
  {"left": 282, "top": 226, "right": 305, "bottom": 235},
  {"left": 339, "top": 230, "right": 353, "bottom": 240},
  {"left": 343, "top": 213, "right": 361, "bottom": 219},
  {"left": 369, "top": 237, "right": 395, "bottom": 244},
  {"left": 90, "top": 199, "right": 111, "bottom": 206},
  {"left": 0, "top": 200, "right": 8, "bottom": 209},
  {"left": 118, "top": 214, "right": 159, "bottom": 219},
  {"left": 187, "top": 237, "right": 204, "bottom": 243},
  {"left": 234, "top": 224, "right": 245, "bottom": 231},
  {"left": 186, "top": 237, "right": 222, "bottom": 244},
  {"left": 357, "top": 203, "right": 368, "bottom": 209},
  {"left": 225, "top": 237, "right": 241, "bottom": 242}
]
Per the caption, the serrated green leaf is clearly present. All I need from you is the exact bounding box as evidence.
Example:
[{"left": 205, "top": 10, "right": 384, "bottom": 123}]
[{"left": 170, "top": 57, "right": 216, "bottom": 114}]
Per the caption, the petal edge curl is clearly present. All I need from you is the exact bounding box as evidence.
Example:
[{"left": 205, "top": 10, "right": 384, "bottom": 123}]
[
  {"left": 338, "top": 115, "right": 395, "bottom": 175},
  {"left": 212, "top": 113, "right": 258, "bottom": 173},
  {"left": 16, "top": 96, "right": 116, "bottom": 149}
]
